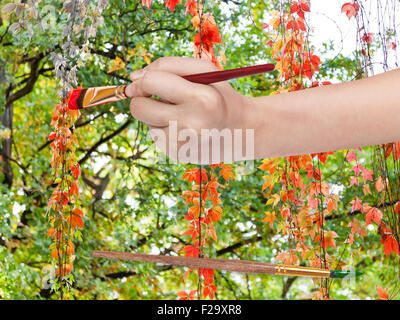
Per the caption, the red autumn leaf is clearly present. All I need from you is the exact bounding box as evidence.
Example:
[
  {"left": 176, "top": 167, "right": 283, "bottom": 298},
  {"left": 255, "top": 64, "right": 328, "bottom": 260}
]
[
  {"left": 346, "top": 151, "right": 357, "bottom": 162},
  {"left": 394, "top": 202, "right": 400, "bottom": 214},
  {"left": 182, "top": 241, "right": 200, "bottom": 257},
  {"left": 193, "top": 19, "right": 222, "bottom": 53},
  {"left": 290, "top": 0, "right": 310, "bottom": 18},
  {"left": 341, "top": 2, "right": 360, "bottom": 19},
  {"left": 376, "top": 286, "right": 389, "bottom": 300},
  {"left": 177, "top": 290, "right": 196, "bottom": 300},
  {"left": 348, "top": 218, "right": 360, "bottom": 235},
  {"left": 165, "top": 0, "right": 181, "bottom": 12},
  {"left": 350, "top": 197, "right": 362, "bottom": 213},
  {"left": 61, "top": 192, "right": 69, "bottom": 207},
  {"left": 141, "top": 0, "right": 152, "bottom": 9},
  {"left": 351, "top": 163, "right": 363, "bottom": 176},
  {"left": 48, "top": 132, "right": 57, "bottom": 140},
  {"left": 384, "top": 143, "right": 393, "bottom": 159},
  {"left": 365, "top": 207, "right": 382, "bottom": 226},
  {"left": 350, "top": 176, "right": 359, "bottom": 187},
  {"left": 314, "top": 231, "right": 338, "bottom": 250},
  {"left": 383, "top": 235, "right": 399, "bottom": 256},
  {"left": 66, "top": 242, "right": 75, "bottom": 256},
  {"left": 202, "top": 268, "right": 214, "bottom": 281},
  {"left": 206, "top": 224, "right": 217, "bottom": 241},
  {"left": 184, "top": 0, "right": 196, "bottom": 16},
  {"left": 361, "top": 168, "right": 373, "bottom": 183},
  {"left": 281, "top": 207, "right": 291, "bottom": 219},
  {"left": 361, "top": 32, "right": 374, "bottom": 43},
  {"left": 203, "top": 283, "right": 217, "bottom": 299},
  {"left": 311, "top": 151, "right": 333, "bottom": 164},
  {"left": 286, "top": 17, "right": 306, "bottom": 32},
  {"left": 69, "top": 181, "right": 79, "bottom": 197},
  {"left": 392, "top": 142, "right": 400, "bottom": 160},
  {"left": 182, "top": 168, "right": 208, "bottom": 184},
  {"left": 70, "top": 164, "right": 81, "bottom": 180}
]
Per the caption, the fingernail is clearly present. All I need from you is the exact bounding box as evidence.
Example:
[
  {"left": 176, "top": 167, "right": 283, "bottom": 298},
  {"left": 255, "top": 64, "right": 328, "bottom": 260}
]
[
  {"left": 125, "top": 83, "right": 136, "bottom": 97},
  {"left": 130, "top": 68, "right": 147, "bottom": 81}
]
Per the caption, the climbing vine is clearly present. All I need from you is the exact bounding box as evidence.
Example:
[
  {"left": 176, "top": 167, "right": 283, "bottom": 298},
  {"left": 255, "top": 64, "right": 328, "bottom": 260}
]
[{"left": 259, "top": 0, "right": 399, "bottom": 300}]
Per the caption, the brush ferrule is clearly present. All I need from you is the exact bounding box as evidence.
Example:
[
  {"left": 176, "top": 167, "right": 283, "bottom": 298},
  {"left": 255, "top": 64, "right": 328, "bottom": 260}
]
[
  {"left": 275, "top": 264, "right": 331, "bottom": 278},
  {"left": 81, "top": 85, "right": 127, "bottom": 108}
]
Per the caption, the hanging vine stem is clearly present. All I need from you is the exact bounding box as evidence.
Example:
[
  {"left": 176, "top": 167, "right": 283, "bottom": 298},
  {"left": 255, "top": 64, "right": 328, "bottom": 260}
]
[
  {"left": 355, "top": 0, "right": 400, "bottom": 292},
  {"left": 44, "top": 0, "right": 109, "bottom": 298},
  {"left": 196, "top": 1, "right": 205, "bottom": 300},
  {"left": 177, "top": 0, "right": 232, "bottom": 301}
]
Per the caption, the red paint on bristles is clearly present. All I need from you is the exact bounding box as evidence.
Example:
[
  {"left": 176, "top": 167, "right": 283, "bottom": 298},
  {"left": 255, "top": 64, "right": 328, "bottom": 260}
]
[{"left": 68, "top": 88, "right": 83, "bottom": 110}]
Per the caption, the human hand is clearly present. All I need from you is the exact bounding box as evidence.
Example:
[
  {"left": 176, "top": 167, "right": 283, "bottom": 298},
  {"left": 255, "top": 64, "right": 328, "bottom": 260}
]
[{"left": 125, "top": 56, "right": 256, "bottom": 164}]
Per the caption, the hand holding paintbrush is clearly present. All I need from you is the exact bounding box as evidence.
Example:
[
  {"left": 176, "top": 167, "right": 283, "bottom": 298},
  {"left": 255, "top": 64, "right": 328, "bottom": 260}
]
[
  {"left": 68, "top": 57, "right": 274, "bottom": 164},
  {"left": 68, "top": 60, "right": 274, "bottom": 109}
]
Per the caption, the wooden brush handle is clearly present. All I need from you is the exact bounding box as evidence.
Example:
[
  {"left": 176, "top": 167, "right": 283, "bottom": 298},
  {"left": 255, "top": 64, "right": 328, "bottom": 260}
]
[
  {"left": 92, "top": 250, "right": 276, "bottom": 275},
  {"left": 182, "top": 63, "right": 275, "bottom": 84}
]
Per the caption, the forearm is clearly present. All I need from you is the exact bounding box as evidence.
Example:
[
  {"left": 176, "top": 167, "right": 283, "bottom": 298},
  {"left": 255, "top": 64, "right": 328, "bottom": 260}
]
[{"left": 249, "top": 69, "right": 400, "bottom": 159}]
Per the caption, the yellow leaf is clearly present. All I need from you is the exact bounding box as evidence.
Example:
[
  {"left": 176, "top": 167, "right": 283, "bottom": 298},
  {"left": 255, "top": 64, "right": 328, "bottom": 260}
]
[
  {"left": 108, "top": 56, "right": 125, "bottom": 73},
  {"left": 266, "top": 193, "right": 280, "bottom": 207}
]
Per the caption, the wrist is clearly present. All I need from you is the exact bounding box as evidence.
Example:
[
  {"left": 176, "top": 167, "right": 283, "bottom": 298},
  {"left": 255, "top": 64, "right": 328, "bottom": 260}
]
[{"left": 244, "top": 95, "right": 274, "bottom": 159}]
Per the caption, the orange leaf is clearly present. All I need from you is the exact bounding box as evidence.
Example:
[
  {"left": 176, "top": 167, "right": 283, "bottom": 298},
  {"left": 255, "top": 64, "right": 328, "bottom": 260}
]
[
  {"left": 376, "top": 286, "right": 389, "bottom": 300},
  {"left": 220, "top": 164, "right": 234, "bottom": 182},
  {"left": 73, "top": 208, "right": 84, "bottom": 217},
  {"left": 375, "top": 176, "right": 384, "bottom": 192},
  {"left": 263, "top": 211, "right": 277, "bottom": 226},
  {"left": 71, "top": 212, "right": 84, "bottom": 229},
  {"left": 47, "top": 227, "right": 55, "bottom": 238}
]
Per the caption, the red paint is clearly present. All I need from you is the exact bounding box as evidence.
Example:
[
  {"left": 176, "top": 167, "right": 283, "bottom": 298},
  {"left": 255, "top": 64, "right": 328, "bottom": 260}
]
[{"left": 67, "top": 88, "right": 82, "bottom": 110}]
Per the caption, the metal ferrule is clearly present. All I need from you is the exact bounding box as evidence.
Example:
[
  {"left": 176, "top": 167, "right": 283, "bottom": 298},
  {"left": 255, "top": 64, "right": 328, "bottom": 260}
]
[
  {"left": 275, "top": 264, "right": 331, "bottom": 278},
  {"left": 82, "top": 85, "right": 127, "bottom": 108}
]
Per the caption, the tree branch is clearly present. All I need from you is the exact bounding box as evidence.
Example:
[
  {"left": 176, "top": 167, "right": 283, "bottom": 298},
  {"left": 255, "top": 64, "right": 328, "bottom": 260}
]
[
  {"left": 78, "top": 118, "right": 132, "bottom": 165},
  {"left": 216, "top": 236, "right": 263, "bottom": 256}
]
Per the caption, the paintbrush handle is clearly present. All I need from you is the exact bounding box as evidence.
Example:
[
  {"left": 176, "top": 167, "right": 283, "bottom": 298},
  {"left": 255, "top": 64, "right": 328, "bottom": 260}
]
[
  {"left": 92, "top": 250, "right": 276, "bottom": 274},
  {"left": 92, "top": 250, "right": 336, "bottom": 278},
  {"left": 68, "top": 63, "right": 276, "bottom": 109},
  {"left": 181, "top": 63, "right": 275, "bottom": 84}
]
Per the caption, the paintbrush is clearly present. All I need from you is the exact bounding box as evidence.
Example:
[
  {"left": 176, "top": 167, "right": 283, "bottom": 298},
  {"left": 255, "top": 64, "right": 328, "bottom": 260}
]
[
  {"left": 92, "top": 250, "right": 362, "bottom": 279},
  {"left": 68, "top": 63, "right": 275, "bottom": 110}
]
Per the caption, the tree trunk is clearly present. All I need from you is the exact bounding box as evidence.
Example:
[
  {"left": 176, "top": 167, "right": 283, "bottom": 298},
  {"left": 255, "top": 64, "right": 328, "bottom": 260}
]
[{"left": 1, "top": 100, "right": 14, "bottom": 187}]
